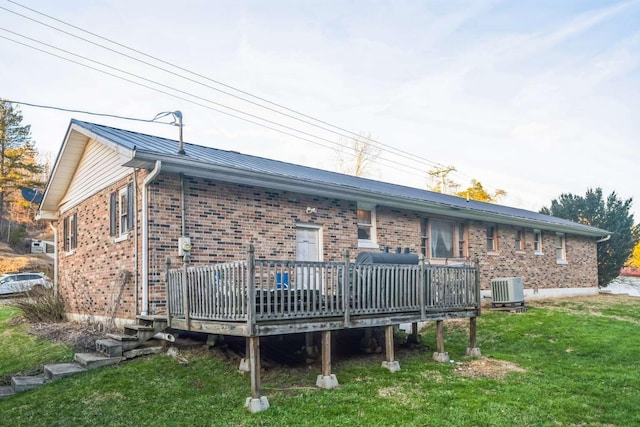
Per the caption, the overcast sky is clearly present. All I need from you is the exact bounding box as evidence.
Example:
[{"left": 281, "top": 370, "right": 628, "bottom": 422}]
[{"left": 1, "top": 0, "right": 639, "bottom": 218}]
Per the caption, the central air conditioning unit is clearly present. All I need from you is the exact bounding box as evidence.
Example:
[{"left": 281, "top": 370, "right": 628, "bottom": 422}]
[{"left": 490, "top": 277, "right": 525, "bottom": 306}]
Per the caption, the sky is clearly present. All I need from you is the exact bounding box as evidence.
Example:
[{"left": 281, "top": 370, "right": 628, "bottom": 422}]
[{"left": 1, "top": 0, "right": 639, "bottom": 219}]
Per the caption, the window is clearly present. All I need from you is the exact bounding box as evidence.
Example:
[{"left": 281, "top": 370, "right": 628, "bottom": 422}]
[
  {"left": 486, "top": 225, "right": 498, "bottom": 252},
  {"left": 533, "top": 230, "right": 543, "bottom": 254},
  {"left": 556, "top": 233, "right": 567, "bottom": 263},
  {"left": 515, "top": 228, "right": 525, "bottom": 251},
  {"left": 63, "top": 213, "right": 77, "bottom": 252},
  {"left": 111, "top": 183, "right": 134, "bottom": 240},
  {"left": 357, "top": 204, "right": 377, "bottom": 248},
  {"left": 428, "top": 219, "right": 466, "bottom": 259}
]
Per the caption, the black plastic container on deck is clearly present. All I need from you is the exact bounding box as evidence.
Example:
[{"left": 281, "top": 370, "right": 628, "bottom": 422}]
[{"left": 354, "top": 252, "right": 419, "bottom": 265}]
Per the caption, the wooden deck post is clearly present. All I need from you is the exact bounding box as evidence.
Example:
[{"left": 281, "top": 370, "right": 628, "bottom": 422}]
[
  {"left": 342, "top": 250, "right": 350, "bottom": 327},
  {"left": 408, "top": 322, "right": 419, "bottom": 344},
  {"left": 465, "top": 316, "right": 481, "bottom": 357},
  {"left": 244, "top": 335, "right": 269, "bottom": 413},
  {"left": 419, "top": 254, "right": 426, "bottom": 320},
  {"left": 316, "top": 330, "right": 339, "bottom": 389},
  {"left": 181, "top": 256, "right": 190, "bottom": 330},
  {"left": 432, "top": 319, "right": 450, "bottom": 363},
  {"left": 382, "top": 325, "right": 400, "bottom": 372},
  {"left": 165, "top": 258, "right": 172, "bottom": 328},
  {"left": 246, "top": 245, "right": 256, "bottom": 336}
]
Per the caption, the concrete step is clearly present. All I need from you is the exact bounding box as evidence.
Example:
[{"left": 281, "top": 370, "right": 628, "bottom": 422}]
[
  {"left": 43, "top": 363, "right": 87, "bottom": 381},
  {"left": 96, "top": 339, "right": 123, "bottom": 357},
  {"left": 11, "top": 376, "right": 48, "bottom": 393},
  {"left": 74, "top": 352, "right": 122, "bottom": 370},
  {"left": 123, "top": 346, "right": 164, "bottom": 360},
  {"left": 0, "top": 385, "right": 15, "bottom": 398},
  {"left": 106, "top": 332, "right": 138, "bottom": 341}
]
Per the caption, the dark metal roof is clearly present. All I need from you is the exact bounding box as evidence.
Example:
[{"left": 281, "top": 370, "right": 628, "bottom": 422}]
[{"left": 71, "top": 119, "right": 609, "bottom": 237}]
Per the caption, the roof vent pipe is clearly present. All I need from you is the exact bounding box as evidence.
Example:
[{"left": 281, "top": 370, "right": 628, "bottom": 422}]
[{"left": 152, "top": 110, "right": 184, "bottom": 154}]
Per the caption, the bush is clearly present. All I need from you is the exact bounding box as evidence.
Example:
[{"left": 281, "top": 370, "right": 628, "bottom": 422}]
[{"left": 11, "top": 287, "right": 65, "bottom": 323}]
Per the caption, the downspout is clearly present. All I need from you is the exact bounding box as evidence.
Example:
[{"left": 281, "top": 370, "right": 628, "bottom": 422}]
[
  {"left": 596, "top": 235, "right": 611, "bottom": 243},
  {"left": 49, "top": 221, "right": 58, "bottom": 298},
  {"left": 133, "top": 169, "right": 139, "bottom": 315},
  {"left": 142, "top": 161, "right": 162, "bottom": 315}
]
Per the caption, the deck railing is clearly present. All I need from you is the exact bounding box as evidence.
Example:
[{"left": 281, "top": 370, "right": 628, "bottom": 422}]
[{"left": 166, "top": 248, "right": 480, "bottom": 328}]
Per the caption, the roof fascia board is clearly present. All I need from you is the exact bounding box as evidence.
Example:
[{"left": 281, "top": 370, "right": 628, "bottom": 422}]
[{"left": 134, "top": 152, "right": 607, "bottom": 238}]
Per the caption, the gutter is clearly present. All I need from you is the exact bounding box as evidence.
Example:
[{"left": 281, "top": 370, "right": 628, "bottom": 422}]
[
  {"left": 596, "top": 234, "right": 611, "bottom": 243},
  {"left": 128, "top": 151, "right": 609, "bottom": 238},
  {"left": 141, "top": 160, "right": 162, "bottom": 315}
]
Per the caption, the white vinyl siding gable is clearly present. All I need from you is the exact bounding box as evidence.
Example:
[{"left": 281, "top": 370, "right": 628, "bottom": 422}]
[{"left": 59, "top": 139, "right": 131, "bottom": 214}]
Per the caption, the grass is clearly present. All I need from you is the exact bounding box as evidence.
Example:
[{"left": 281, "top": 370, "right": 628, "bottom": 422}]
[
  {"left": 1, "top": 295, "right": 639, "bottom": 426},
  {"left": 0, "top": 305, "right": 73, "bottom": 383}
]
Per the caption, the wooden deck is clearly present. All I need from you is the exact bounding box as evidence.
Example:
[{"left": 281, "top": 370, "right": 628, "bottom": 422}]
[
  {"left": 165, "top": 247, "right": 482, "bottom": 411},
  {"left": 165, "top": 249, "right": 480, "bottom": 337}
]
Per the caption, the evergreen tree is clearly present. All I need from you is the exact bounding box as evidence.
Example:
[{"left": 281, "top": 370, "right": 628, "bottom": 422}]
[
  {"left": 540, "top": 188, "right": 640, "bottom": 287},
  {"left": 0, "top": 100, "right": 44, "bottom": 230}
]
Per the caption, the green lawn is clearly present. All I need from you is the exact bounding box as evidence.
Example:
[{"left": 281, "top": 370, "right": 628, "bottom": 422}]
[{"left": 1, "top": 295, "right": 639, "bottom": 427}]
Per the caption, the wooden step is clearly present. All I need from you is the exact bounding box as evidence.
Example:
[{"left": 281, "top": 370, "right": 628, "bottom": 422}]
[{"left": 106, "top": 333, "right": 139, "bottom": 341}]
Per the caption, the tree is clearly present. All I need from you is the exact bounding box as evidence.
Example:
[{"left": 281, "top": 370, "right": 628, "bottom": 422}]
[
  {"left": 0, "top": 100, "right": 44, "bottom": 231},
  {"left": 540, "top": 188, "right": 640, "bottom": 287},
  {"left": 455, "top": 179, "right": 506, "bottom": 203},
  {"left": 427, "top": 166, "right": 506, "bottom": 203},
  {"left": 625, "top": 241, "right": 640, "bottom": 270},
  {"left": 427, "top": 165, "right": 459, "bottom": 194},
  {"left": 335, "top": 133, "right": 380, "bottom": 177}
]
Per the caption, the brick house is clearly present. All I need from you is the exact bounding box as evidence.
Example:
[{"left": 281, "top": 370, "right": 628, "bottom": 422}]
[{"left": 38, "top": 120, "right": 609, "bottom": 324}]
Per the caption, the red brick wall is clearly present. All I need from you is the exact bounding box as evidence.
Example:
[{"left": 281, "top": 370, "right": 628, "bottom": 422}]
[
  {"left": 56, "top": 171, "right": 143, "bottom": 321},
  {"left": 56, "top": 172, "right": 599, "bottom": 319}
]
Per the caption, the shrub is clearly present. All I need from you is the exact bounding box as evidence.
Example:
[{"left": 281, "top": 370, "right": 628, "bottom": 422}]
[{"left": 11, "top": 287, "right": 65, "bottom": 323}]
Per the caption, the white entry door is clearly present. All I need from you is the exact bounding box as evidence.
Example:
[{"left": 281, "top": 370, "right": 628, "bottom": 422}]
[{"left": 296, "top": 226, "right": 322, "bottom": 290}]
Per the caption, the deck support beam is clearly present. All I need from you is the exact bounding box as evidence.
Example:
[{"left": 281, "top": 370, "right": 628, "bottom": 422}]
[
  {"left": 244, "top": 336, "right": 269, "bottom": 413},
  {"left": 381, "top": 325, "right": 400, "bottom": 372},
  {"left": 465, "top": 317, "right": 481, "bottom": 357},
  {"left": 432, "top": 320, "right": 450, "bottom": 363},
  {"left": 316, "top": 330, "right": 339, "bottom": 389}
]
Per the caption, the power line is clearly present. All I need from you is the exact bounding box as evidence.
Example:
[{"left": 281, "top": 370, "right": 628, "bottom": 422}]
[
  {"left": 1, "top": 1, "right": 449, "bottom": 171},
  {"left": 0, "top": 30, "right": 433, "bottom": 176},
  {"left": 0, "top": 99, "right": 171, "bottom": 124},
  {"left": 0, "top": 2, "right": 512, "bottom": 196}
]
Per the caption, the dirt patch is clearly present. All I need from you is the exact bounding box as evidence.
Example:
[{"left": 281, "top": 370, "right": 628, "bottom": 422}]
[
  {"left": 28, "top": 321, "right": 104, "bottom": 352},
  {"left": 455, "top": 357, "right": 526, "bottom": 380}
]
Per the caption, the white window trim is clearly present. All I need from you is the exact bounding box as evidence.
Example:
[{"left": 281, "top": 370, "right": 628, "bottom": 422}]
[
  {"left": 357, "top": 203, "right": 378, "bottom": 249},
  {"left": 556, "top": 232, "right": 568, "bottom": 264},
  {"left": 533, "top": 229, "right": 544, "bottom": 255},
  {"left": 118, "top": 187, "right": 128, "bottom": 238},
  {"left": 515, "top": 228, "right": 525, "bottom": 253}
]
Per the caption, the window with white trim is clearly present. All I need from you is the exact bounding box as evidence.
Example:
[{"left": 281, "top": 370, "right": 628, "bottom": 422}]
[
  {"left": 357, "top": 204, "right": 377, "bottom": 248},
  {"left": 486, "top": 225, "right": 498, "bottom": 252},
  {"left": 63, "top": 213, "right": 77, "bottom": 252},
  {"left": 556, "top": 233, "right": 567, "bottom": 263},
  {"left": 533, "top": 229, "right": 543, "bottom": 254},
  {"left": 515, "top": 228, "right": 525, "bottom": 252},
  {"left": 111, "top": 183, "right": 134, "bottom": 241}
]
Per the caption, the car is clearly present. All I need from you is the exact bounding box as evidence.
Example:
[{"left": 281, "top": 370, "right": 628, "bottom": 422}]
[{"left": 0, "top": 272, "right": 52, "bottom": 295}]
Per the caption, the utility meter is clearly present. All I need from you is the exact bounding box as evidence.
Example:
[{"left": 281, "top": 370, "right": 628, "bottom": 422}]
[{"left": 178, "top": 236, "right": 192, "bottom": 257}]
